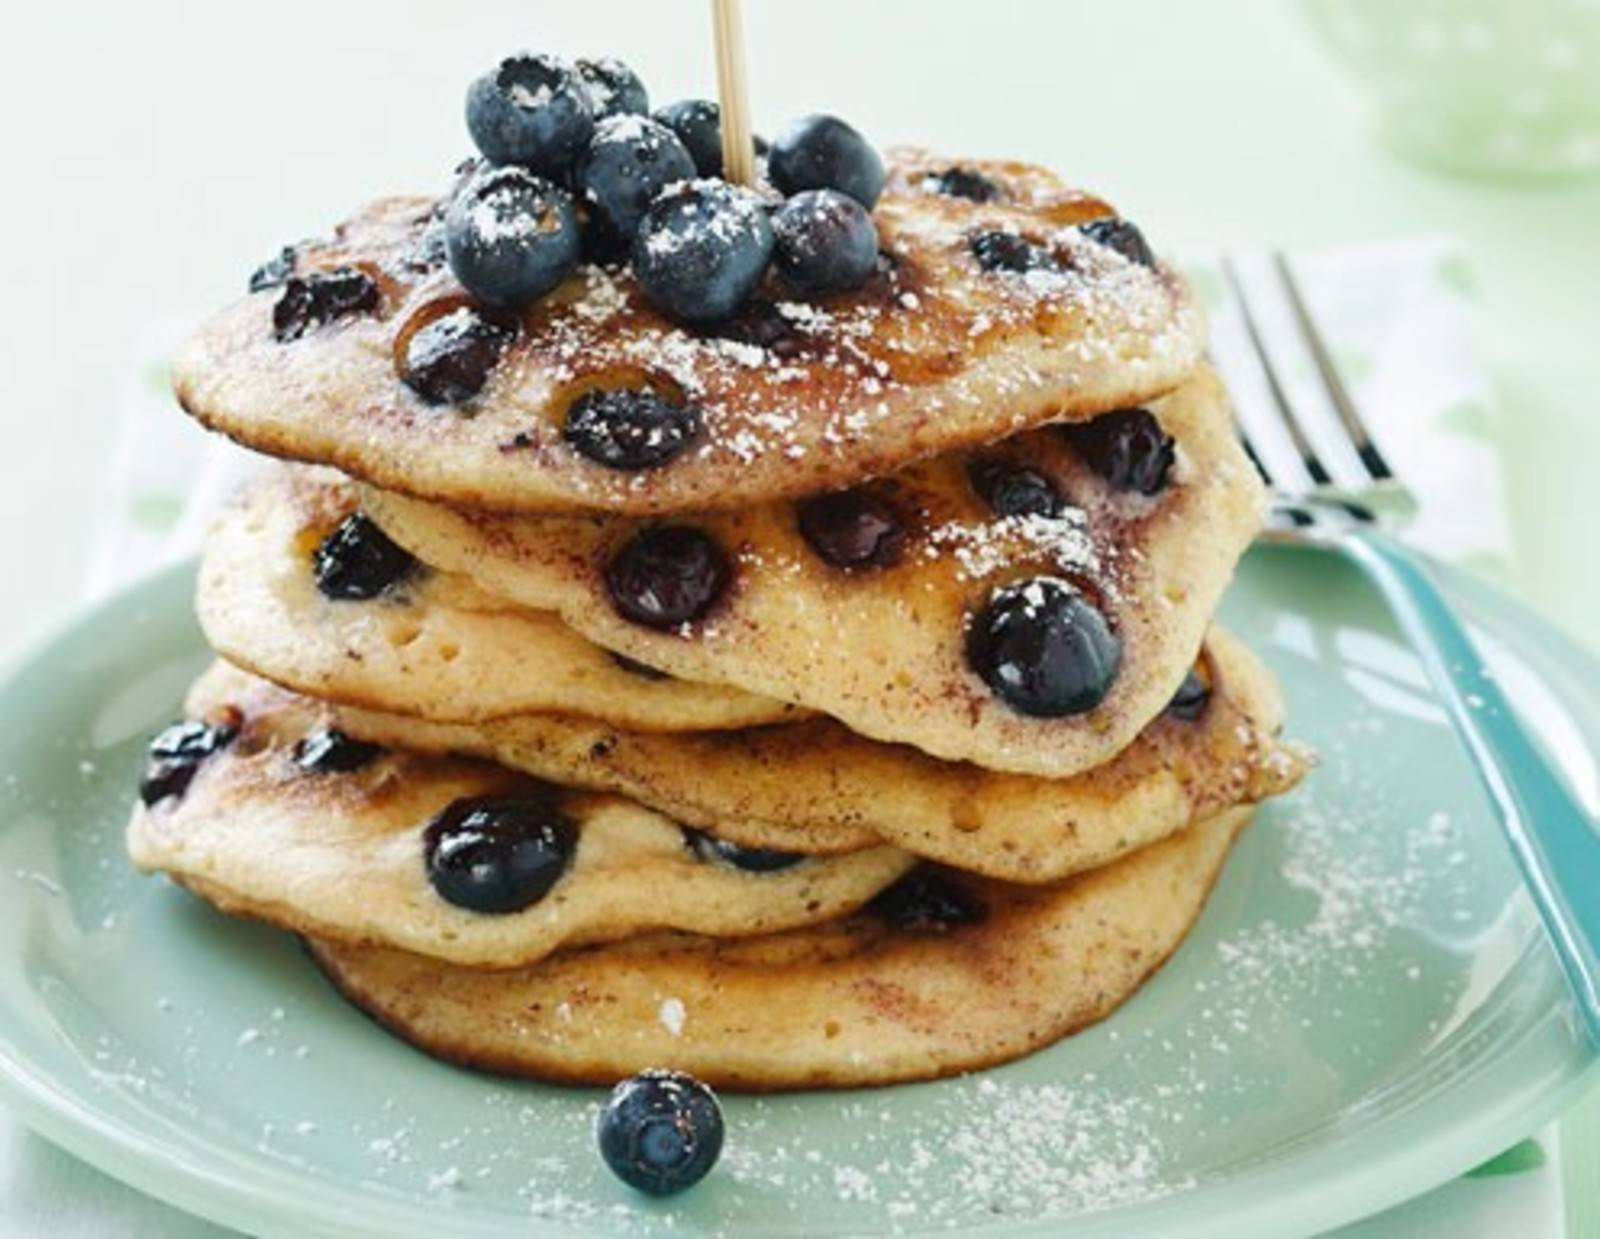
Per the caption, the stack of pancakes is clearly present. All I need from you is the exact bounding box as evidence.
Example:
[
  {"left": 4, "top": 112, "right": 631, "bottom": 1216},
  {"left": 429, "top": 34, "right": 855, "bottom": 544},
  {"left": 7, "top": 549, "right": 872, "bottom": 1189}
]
[{"left": 128, "top": 150, "right": 1306, "bottom": 1090}]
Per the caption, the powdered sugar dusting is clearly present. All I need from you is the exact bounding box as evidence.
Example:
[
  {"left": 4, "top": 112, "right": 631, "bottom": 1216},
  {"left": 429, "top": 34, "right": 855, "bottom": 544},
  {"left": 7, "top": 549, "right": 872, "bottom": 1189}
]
[{"left": 926, "top": 510, "right": 1097, "bottom": 581}]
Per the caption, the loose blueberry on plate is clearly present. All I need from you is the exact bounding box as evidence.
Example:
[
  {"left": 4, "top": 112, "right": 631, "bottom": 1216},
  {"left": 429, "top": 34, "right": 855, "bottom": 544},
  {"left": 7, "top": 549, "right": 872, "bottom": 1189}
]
[
  {"left": 1078, "top": 217, "right": 1155, "bottom": 268},
  {"left": 632, "top": 180, "right": 774, "bottom": 324},
  {"left": 248, "top": 245, "right": 298, "bottom": 292},
  {"left": 653, "top": 98, "right": 767, "bottom": 178},
  {"left": 970, "top": 230, "right": 1054, "bottom": 275},
  {"left": 272, "top": 268, "right": 380, "bottom": 342},
  {"left": 685, "top": 829, "right": 804, "bottom": 873},
  {"left": 445, "top": 165, "right": 580, "bottom": 307},
  {"left": 797, "top": 489, "right": 906, "bottom": 570},
  {"left": 465, "top": 53, "right": 595, "bottom": 176},
  {"left": 1062, "top": 408, "right": 1175, "bottom": 495},
  {"left": 770, "top": 189, "right": 878, "bottom": 296},
  {"left": 575, "top": 56, "right": 649, "bottom": 119},
  {"left": 312, "top": 513, "right": 417, "bottom": 601},
  {"left": 597, "top": 1070, "right": 724, "bottom": 1196},
  {"left": 294, "top": 728, "right": 382, "bottom": 774},
  {"left": 968, "top": 459, "right": 1064, "bottom": 519},
  {"left": 923, "top": 166, "right": 998, "bottom": 202},
  {"left": 868, "top": 869, "right": 985, "bottom": 931},
  {"left": 423, "top": 794, "right": 576, "bottom": 914},
  {"left": 577, "top": 115, "right": 697, "bottom": 243},
  {"left": 399, "top": 306, "right": 515, "bottom": 405},
  {"left": 768, "top": 113, "right": 885, "bottom": 208},
  {"left": 604, "top": 525, "right": 731, "bottom": 629},
  {"left": 564, "top": 388, "right": 701, "bottom": 470},
  {"left": 1167, "top": 668, "right": 1211, "bottom": 721},
  {"left": 967, "top": 577, "right": 1122, "bottom": 717},
  {"left": 139, "top": 719, "right": 238, "bottom": 806}
]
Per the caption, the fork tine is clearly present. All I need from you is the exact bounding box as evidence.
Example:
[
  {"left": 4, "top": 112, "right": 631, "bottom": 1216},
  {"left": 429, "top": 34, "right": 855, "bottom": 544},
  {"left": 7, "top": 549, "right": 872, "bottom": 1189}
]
[
  {"left": 1233, "top": 418, "right": 1273, "bottom": 486},
  {"left": 1208, "top": 263, "right": 1318, "bottom": 492},
  {"left": 1220, "top": 256, "right": 1333, "bottom": 488},
  {"left": 1272, "top": 252, "right": 1396, "bottom": 483}
]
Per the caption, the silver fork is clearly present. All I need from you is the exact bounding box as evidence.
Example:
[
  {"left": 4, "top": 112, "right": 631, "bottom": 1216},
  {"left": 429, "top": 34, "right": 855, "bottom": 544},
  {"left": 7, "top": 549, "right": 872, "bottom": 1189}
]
[{"left": 1212, "top": 250, "right": 1600, "bottom": 1049}]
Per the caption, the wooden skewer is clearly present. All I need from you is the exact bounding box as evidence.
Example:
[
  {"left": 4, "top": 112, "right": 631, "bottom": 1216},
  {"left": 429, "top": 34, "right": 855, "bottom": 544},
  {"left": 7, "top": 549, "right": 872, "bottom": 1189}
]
[{"left": 711, "top": 0, "right": 757, "bottom": 186}]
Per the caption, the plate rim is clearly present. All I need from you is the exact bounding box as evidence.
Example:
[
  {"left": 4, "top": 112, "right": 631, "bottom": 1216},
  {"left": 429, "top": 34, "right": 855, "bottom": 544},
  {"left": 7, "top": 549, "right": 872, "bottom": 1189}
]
[{"left": 0, "top": 553, "right": 1596, "bottom": 1239}]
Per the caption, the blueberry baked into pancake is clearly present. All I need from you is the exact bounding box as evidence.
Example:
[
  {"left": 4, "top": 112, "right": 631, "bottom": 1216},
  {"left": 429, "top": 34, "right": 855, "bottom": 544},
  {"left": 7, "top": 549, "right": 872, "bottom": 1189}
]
[{"left": 130, "top": 47, "right": 1307, "bottom": 1104}]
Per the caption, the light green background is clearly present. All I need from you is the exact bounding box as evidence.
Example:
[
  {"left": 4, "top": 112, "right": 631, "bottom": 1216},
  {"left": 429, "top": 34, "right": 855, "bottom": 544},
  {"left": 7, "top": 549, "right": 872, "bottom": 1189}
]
[{"left": 0, "top": 0, "right": 1595, "bottom": 1233}]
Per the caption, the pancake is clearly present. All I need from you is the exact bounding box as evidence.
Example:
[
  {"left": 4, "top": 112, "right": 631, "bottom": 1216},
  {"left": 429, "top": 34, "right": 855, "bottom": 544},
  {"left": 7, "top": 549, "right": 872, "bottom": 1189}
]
[
  {"left": 199, "top": 465, "right": 797, "bottom": 731},
  {"left": 127, "top": 665, "right": 913, "bottom": 968},
  {"left": 171, "top": 150, "right": 1204, "bottom": 516},
  {"left": 331, "top": 630, "right": 1305, "bottom": 880},
  {"left": 308, "top": 805, "right": 1251, "bottom": 1091},
  {"left": 363, "top": 366, "right": 1263, "bottom": 778}
]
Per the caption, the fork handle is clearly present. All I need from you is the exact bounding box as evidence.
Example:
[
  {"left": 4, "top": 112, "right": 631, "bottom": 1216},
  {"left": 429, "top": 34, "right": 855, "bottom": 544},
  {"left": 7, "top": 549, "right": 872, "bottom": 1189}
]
[{"left": 1344, "top": 529, "right": 1600, "bottom": 1047}]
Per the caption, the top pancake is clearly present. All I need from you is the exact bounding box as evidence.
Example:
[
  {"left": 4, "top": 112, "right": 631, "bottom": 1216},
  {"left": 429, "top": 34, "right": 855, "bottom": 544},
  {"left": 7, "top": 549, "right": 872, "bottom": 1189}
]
[{"left": 172, "top": 149, "right": 1205, "bottom": 516}]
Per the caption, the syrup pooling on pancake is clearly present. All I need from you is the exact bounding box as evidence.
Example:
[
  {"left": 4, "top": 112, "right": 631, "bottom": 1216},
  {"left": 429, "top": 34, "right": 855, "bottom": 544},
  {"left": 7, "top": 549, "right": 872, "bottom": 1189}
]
[
  {"left": 172, "top": 150, "right": 1204, "bottom": 515},
  {"left": 362, "top": 367, "right": 1265, "bottom": 778},
  {"left": 306, "top": 807, "right": 1254, "bottom": 1091},
  {"left": 325, "top": 629, "right": 1306, "bottom": 881},
  {"left": 197, "top": 465, "right": 800, "bottom": 730},
  {"left": 127, "top": 665, "right": 914, "bottom": 969}
]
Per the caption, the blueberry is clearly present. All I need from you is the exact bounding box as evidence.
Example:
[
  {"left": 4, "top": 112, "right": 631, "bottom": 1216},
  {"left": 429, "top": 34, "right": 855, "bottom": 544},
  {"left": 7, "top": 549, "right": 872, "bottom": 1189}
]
[
  {"left": 399, "top": 306, "right": 515, "bottom": 405},
  {"left": 796, "top": 488, "right": 905, "bottom": 570},
  {"left": 970, "top": 230, "right": 1054, "bottom": 275},
  {"left": 1062, "top": 408, "right": 1174, "bottom": 496},
  {"left": 770, "top": 189, "right": 878, "bottom": 297},
  {"left": 604, "top": 525, "right": 730, "bottom": 629},
  {"left": 609, "top": 651, "right": 671, "bottom": 681},
  {"left": 423, "top": 794, "right": 576, "bottom": 914},
  {"left": 868, "top": 869, "right": 985, "bottom": 932},
  {"left": 139, "top": 719, "right": 238, "bottom": 806},
  {"left": 923, "top": 167, "right": 999, "bottom": 202},
  {"left": 652, "top": 99, "right": 724, "bottom": 177},
  {"left": 632, "top": 180, "right": 774, "bottom": 324},
  {"left": 651, "top": 99, "right": 768, "bottom": 179},
  {"left": 294, "top": 728, "right": 382, "bottom": 774},
  {"left": 966, "top": 577, "right": 1121, "bottom": 717},
  {"left": 272, "top": 268, "right": 380, "bottom": 342},
  {"left": 968, "top": 460, "right": 1063, "bottom": 519},
  {"left": 312, "top": 513, "right": 417, "bottom": 600},
  {"left": 445, "top": 166, "right": 580, "bottom": 308},
  {"left": 248, "top": 244, "right": 298, "bottom": 292},
  {"left": 564, "top": 387, "right": 701, "bottom": 470},
  {"left": 597, "top": 1070, "right": 724, "bottom": 1196},
  {"left": 407, "top": 219, "right": 449, "bottom": 273},
  {"left": 685, "top": 829, "right": 804, "bottom": 873},
  {"left": 768, "top": 114, "right": 885, "bottom": 208},
  {"left": 1079, "top": 217, "right": 1154, "bottom": 268},
  {"left": 577, "top": 115, "right": 696, "bottom": 243},
  {"left": 576, "top": 56, "right": 649, "bottom": 119},
  {"left": 1167, "top": 668, "right": 1211, "bottom": 721},
  {"left": 711, "top": 298, "right": 808, "bottom": 358},
  {"left": 464, "top": 53, "right": 595, "bottom": 176}
]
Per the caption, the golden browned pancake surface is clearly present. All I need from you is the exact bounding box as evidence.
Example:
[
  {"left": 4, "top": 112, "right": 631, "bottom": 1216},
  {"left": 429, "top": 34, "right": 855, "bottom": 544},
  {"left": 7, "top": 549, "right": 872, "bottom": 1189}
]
[
  {"left": 364, "top": 367, "right": 1262, "bottom": 777},
  {"left": 199, "top": 465, "right": 796, "bottom": 730},
  {"left": 308, "top": 806, "right": 1251, "bottom": 1091},
  {"left": 173, "top": 151, "right": 1204, "bottom": 515},
  {"left": 128, "top": 666, "right": 912, "bottom": 968},
  {"left": 332, "top": 630, "right": 1305, "bottom": 879}
]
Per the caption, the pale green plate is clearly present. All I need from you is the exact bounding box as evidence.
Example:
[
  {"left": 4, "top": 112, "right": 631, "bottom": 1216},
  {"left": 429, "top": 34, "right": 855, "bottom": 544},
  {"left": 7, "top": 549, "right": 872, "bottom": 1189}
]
[{"left": 0, "top": 548, "right": 1596, "bottom": 1238}]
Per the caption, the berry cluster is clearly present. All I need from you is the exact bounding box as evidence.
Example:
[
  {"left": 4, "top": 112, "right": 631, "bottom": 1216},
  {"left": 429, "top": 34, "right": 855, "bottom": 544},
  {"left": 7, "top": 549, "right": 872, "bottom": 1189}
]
[{"left": 449, "top": 52, "right": 885, "bottom": 325}]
